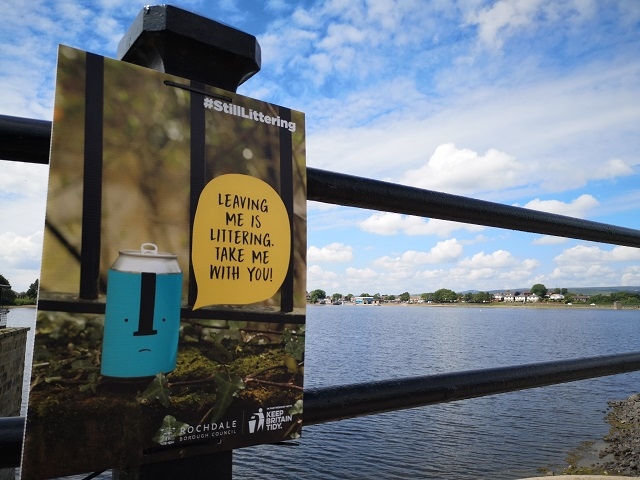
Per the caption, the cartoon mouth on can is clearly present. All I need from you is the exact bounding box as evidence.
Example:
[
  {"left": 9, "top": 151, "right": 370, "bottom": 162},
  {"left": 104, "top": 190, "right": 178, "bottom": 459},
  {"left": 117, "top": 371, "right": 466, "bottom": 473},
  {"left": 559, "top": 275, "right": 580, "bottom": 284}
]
[{"left": 101, "top": 243, "right": 182, "bottom": 378}]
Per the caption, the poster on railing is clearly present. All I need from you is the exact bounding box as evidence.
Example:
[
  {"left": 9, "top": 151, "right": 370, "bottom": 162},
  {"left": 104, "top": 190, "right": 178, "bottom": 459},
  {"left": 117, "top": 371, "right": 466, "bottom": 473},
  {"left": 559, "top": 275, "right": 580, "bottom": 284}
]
[{"left": 22, "top": 45, "right": 306, "bottom": 479}]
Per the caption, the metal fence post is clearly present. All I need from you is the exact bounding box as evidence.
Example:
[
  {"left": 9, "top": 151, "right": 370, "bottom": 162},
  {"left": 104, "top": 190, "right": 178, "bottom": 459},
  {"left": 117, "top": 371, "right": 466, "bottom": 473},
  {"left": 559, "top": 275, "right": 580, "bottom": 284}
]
[
  {"left": 112, "top": 5, "right": 261, "bottom": 479},
  {"left": 117, "top": 5, "right": 260, "bottom": 92}
]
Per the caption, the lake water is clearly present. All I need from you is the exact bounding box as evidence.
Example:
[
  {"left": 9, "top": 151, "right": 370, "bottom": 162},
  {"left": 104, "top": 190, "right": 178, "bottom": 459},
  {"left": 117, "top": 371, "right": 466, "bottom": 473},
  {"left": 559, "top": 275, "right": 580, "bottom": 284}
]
[{"left": 7, "top": 305, "right": 640, "bottom": 479}]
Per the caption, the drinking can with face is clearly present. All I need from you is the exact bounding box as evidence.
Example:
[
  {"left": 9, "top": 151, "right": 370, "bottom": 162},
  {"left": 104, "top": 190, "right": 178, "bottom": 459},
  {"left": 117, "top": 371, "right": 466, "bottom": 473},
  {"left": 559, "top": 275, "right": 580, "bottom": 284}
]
[{"left": 101, "top": 243, "right": 182, "bottom": 378}]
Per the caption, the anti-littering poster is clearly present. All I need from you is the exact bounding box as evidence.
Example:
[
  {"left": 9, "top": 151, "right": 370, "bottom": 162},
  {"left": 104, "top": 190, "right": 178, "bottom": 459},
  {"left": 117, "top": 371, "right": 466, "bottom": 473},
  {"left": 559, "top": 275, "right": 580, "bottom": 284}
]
[{"left": 22, "top": 45, "right": 306, "bottom": 479}]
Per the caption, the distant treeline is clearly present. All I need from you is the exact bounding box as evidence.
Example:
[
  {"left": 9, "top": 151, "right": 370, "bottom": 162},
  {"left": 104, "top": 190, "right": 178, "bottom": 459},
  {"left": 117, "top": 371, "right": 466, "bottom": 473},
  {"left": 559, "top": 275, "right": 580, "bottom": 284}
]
[
  {"left": 0, "top": 274, "right": 39, "bottom": 306},
  {"left": 309, "top": 286, "right": 640, "bottom": 306},
  {"left": 589, "top": 291, "right": 640, "bottom": 305}
]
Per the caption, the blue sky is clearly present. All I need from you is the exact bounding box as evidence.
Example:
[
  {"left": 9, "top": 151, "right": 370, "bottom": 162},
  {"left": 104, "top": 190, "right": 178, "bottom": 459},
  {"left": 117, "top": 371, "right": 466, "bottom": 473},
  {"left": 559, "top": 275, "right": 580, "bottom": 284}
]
[{"left": 1, "top": 0, "right": 639, "bottom": 295}]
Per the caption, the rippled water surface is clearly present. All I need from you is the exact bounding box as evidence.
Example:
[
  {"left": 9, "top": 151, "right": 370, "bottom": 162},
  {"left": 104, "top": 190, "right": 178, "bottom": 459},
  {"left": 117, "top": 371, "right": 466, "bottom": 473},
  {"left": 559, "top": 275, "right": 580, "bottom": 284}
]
[
  {"left": 235, "top": 305, "right": 640, "bottom": 479},
  {"left": 8, "top": 305, "right": 640, "bottom": 479}
]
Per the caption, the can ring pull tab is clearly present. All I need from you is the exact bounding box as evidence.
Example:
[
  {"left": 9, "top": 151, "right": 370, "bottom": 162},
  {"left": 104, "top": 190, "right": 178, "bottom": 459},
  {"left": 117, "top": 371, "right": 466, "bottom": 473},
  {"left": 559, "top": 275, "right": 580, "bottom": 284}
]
[{"left": 140, "top": 243, "right": 158, "bottom": 255}]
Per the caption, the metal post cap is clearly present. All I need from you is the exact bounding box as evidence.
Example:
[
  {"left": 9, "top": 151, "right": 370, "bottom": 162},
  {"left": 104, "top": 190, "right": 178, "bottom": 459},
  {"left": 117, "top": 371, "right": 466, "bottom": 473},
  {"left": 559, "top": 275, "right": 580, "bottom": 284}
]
[{"left": 117, "top": 5, "right": 261, "bottom": 91}]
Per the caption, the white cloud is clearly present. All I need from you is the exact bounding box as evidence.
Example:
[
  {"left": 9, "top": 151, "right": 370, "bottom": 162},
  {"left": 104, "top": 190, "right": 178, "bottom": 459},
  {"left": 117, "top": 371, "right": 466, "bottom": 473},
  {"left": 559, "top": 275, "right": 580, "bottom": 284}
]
[
  {"left": 414, "top": 268, "right": 447, "bottom": 282},
  {"left": 361, "top": 245, "right": 541, "bottom": 293},
  {"left": 358, "top": 212, "right": 484, "bottom": 237},
  {"left": 306, "top": 264, "right": 340, "bottom": 292},
  {"left": 444, "top": 252, "right": 540, "bottom": 289},
  {"left": 0, "top": 161, "right": 48, "bottom": 291},
  {"left": 305, "top": 76, "right": 429, "bottom": 131},
  {"left": 548, "top": 264, "right": 618, "bottom": 286},
  {"left": 554, "top": 244, "right": 640, "bottom": 264},
  {"left": 533, "top": 156, "right": 634, "bottom": 195},
  {"left": 343, "top": 266, "right": 383, "bottom": 294},
  {"left": 546, "top": 243, "right": 640, "bottom": 287},
  {"left": 408, "top": 239, "right": 464, "bottom": 263},
  {"left": 0, "top": 162, "right": 48, "bottom": 242},
  {"left": 522, "top": 194, "right": 599, "bottom": 218},
  {"left": 291, "top": 8, "right": 316, "bottom": 28},
  {"left": 0, "top": 161, "right": 49, "bottom": 197},
  {"left": 592, "top": 158, "right": 634, "bottom": 180},
  {"left": 206, "top": 0, "right": 239, "bottom": 13},
  {"left": 532, "top": 235, "right": 569, "bottom": 245},
  {"left": 91, "top": 14, "right": 124, "bottom": 52},
  {"left": 266, "top": 0, "right": 289, "bottom": 12},
  {"left": 458, "top": 250, "right": 518, "bottom": 269},
  {"left": 465, "top": 0, "right": 598, "bottom": 51},
  {"left": 0, "top": 231, "right": 43, "bottom": 266},
  {"left": 307, "top": 242, "right": 354, "bottom": 263},
  {"left": 466, "top": 0, "right": 546, "bottom": 50},
  {"left": 0, "top": 231, "right": 44, "bottom": 292},
  {"left": 358, "top": 212, "right": 417, "bottom": 236},
  {"left": 345, "top": 266, "right": 378, "bottom": 278},
  {"left": 307, "top": 53, "right": 334, "bottom": 85},
  {"left": 319, "top": 23, "right": 367, "bottom": 50},
  {"left": 261, "top": 26, "right": 318, "bottom": 58},
  {"left": 307, "top": 201, "right": 339, "bottom": 212},
  {"left": 449, "top": 266, "right": 498, "bottom": 282},
  {"left": 618, "top": 0, "right": 640, "bottom": 23},
  {"left": 399, "top": 143, "right": 529, "bottom": 196},
  {"left": 621, "top": 266, "right": 640, "bottom": 286},
  {"left": 408, "top": 253, "right": 540, "bottom": 292},
  {"left": 365, "top": 0, "right": 401, "bottom": 32},
  {"left": 375, "top": 239, "right": 463, "bottom": 267}
]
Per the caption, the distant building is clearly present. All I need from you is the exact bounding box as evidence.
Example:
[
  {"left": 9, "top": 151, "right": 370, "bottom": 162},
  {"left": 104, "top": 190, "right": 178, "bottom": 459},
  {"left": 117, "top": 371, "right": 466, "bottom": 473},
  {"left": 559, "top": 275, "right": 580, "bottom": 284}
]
[
  {"left": 514, "top": 292, "right": 539, "bottom": 302},
  {"left": 354, "top": 296, "right": 374, "bottom": 305}
]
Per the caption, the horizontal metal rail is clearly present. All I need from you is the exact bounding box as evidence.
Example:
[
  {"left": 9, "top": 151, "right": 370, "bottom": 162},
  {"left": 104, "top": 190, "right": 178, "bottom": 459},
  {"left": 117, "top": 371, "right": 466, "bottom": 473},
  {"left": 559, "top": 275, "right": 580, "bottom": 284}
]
[
  {"left": 303, "top": 351, "right": 640, "bottom": 425},
  {"left": 3, "top": 114, "right": 640, "bottom": 248},
  {"left": 307, "top": 167, "right": 640, "bottom": 248},
  {"left": 2, "top": 350, "right": 640, "bottom": 467},
  {"left": 0, "top": 417, "right": 23, "bottom": 468},
  {"left": 0, "top": 115, "right": 51, "bottom": 162}
]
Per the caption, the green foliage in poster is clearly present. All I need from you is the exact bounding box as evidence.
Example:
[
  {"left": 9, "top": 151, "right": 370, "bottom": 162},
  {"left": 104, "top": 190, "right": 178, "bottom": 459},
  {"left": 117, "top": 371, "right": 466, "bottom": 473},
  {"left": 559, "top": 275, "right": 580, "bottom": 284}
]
[
  {"left": 283, "top": 327, "right": 305, "bottom": 374},
  {"left": 288, "top": 399, "right": 303, "bottom": 416},
  {"left": 138, "top": 373, "right": 171, "bottom": 408},
  {"left": 209, "top": 373, "right": 245, "bottom": 423},
  {"left": 283, "top": 327, "right": 305, "bottom": 361}
]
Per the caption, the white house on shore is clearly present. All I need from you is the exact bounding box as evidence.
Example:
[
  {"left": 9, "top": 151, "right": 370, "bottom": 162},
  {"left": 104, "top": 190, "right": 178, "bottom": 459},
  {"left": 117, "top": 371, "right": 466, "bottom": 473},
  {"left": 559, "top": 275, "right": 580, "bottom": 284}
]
[
  {"left": 514, "top": 292, "right": 540, "bottom": 302},
  {"left": 499, "top": 292, "right": 539, "bottom": 302}
]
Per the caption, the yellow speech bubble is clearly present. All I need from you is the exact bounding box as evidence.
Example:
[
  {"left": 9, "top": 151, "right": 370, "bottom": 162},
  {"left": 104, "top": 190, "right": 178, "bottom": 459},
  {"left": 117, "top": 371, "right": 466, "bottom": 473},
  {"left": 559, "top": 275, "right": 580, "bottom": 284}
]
[{"left": 192, "top": 174, "right": 291, "bottom": 308}]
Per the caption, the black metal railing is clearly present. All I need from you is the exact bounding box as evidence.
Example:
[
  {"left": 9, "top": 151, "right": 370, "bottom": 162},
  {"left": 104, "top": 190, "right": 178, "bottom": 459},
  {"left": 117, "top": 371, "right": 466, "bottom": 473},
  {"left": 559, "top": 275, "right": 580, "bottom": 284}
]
[{"left": 2, "top": 4, "right": 640, "bottom": 478}]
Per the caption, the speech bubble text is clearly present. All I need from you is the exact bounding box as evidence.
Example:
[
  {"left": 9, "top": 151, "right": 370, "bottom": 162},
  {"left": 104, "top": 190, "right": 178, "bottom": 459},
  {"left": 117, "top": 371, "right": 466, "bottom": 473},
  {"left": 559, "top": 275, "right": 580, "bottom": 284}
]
[{"left": 192, "top": 174, "right": 291, "bottom": 308}]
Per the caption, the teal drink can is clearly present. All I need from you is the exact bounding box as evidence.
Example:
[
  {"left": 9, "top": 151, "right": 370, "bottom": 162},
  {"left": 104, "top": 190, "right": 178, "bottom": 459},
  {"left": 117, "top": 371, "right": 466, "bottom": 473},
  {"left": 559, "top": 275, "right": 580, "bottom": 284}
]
[{"left": 101, "top": 243, "right": 182, "bottom": 378}]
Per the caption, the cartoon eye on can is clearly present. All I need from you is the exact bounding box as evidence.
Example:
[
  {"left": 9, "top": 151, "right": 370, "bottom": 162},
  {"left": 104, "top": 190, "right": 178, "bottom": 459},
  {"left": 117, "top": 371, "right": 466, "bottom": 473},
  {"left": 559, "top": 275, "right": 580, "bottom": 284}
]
[{"left": 101, "top": 243, "right": 182, "bottom": 378}]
